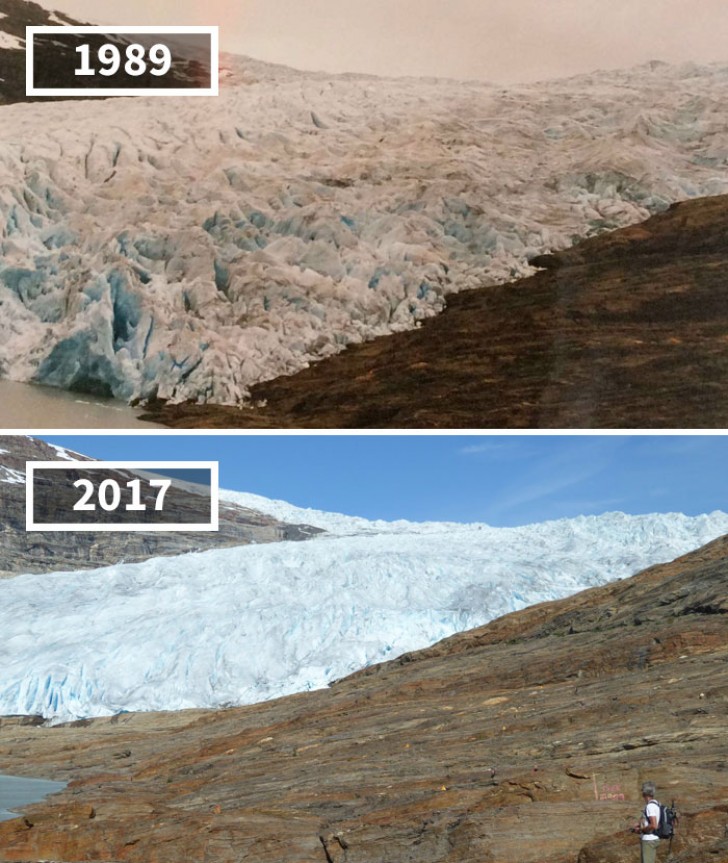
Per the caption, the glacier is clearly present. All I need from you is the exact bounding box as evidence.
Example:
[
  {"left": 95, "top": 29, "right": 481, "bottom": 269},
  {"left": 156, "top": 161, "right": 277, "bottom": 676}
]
[
  {"left": 1, "top": 58, "right": 728, "bottom": 403},
  {"left": 1, "top": 495, "right": 727, "bottom": 722}
]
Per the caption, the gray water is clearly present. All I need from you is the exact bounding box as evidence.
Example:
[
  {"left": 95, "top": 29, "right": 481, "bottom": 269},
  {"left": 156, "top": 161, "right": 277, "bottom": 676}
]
[
  {"left": 0, "top": 773, "right": 67, "bottom": 821},
  {"left": 0, "top": 379, "right": 163, "bottom": 429}
]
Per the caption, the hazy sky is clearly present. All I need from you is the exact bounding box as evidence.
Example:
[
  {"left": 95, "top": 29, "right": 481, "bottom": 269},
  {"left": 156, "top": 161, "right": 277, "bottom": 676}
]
[
  {"left": 37, "top": 0, "right": 728, "bottom": 83},
  {"left": 44, "top": 435, "right": 728, "bottom": 527}
]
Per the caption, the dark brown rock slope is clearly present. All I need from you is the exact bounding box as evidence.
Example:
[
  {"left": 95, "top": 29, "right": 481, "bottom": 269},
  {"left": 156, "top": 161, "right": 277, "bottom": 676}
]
[
  {"left": 0, "top": 435, "right": 321, "bottom": 577},
  {"left": 145, "top": 194, "right": 728, "bottom": 429},
  {"left": 1, "top": 535, "right": 727, "bottom": 862}
]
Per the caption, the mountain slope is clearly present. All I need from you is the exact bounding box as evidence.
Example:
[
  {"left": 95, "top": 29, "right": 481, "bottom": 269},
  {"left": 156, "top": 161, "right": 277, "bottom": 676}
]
[
  {"left": 145, "top": 193, "right": 728, "bottom": 428},
  {"left": 1, "top": 502, "right": 727, "bottom": 720},
  {"left": 0, "top": 0, "right": 210, "bottom": 105},
  {"left": 1, "top": 535, "right": 727, "bottom": 863},
  {"left": 0, "top": 435, "right": 322, "bottom": 577},
  {"left": 1, "top": 55, "right": 728, "bottom": 405},
  {"left": 0, "top": 0, "right": 82, "bottom": 108}
]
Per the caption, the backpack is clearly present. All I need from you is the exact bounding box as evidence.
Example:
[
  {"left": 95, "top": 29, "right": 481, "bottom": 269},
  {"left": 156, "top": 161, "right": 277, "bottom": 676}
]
[{"left": 646, "top": 800, "right": 678, "bottom": 839}]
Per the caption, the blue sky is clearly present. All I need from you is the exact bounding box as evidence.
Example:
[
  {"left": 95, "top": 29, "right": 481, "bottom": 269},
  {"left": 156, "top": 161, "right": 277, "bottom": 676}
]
[{"left": 41, "top": 435, "right": 728, "bottom": 527}]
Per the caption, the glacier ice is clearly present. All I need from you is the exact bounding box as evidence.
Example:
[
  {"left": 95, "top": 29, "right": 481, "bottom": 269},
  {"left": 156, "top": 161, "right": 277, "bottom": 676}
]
[
  {"left": 1, "top": 59, "right": 728, "bottom": 402},
  {"left": 1, "top": 496, "right": 727, "bottom": 722}
]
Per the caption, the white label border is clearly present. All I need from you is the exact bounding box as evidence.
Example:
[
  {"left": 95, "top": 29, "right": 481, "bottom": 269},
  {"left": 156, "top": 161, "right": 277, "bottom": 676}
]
[
  {"left": 26, "top": 460, "right": 219, "bottom": 532},
  {"left": 26, "top": 25, "right": 219, "bottom": 97}
]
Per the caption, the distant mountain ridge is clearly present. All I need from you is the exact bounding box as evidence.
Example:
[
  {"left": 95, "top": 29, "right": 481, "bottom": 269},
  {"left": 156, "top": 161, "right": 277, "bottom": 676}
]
[
  {"left": 0, "top": 0, "right": 211, "bottom": 104},
  {"left": 0, "top": 435, "right": 322, "bottom": 577},
  {"left": 0, "top": 1, "right": 83, "bottom": 104}
]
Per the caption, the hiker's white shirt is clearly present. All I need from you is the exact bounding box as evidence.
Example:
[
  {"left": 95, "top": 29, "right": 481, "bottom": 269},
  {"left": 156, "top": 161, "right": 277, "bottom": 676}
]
[{"left": 642, "top": 801, "right": 660, "bottom": 842}]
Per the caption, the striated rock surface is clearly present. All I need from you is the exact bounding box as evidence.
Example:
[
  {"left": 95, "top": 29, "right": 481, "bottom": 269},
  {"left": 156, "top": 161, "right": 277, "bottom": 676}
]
[
  {"left": 1, "top": 535, "right": 728, "bottom": 862},
  {"left": 145, "top": 194, "right": 728, "bottom": 428},
  {"left": 0, "top": 436, "right": 321, "bottom": 577}
]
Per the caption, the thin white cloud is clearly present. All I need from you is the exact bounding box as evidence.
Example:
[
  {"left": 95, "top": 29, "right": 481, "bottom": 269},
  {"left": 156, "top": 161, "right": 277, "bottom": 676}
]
[
  {"left": 487, "top": 464, "right": 602, "bottom": 517},
  {"left": 481, "top": 437, "right": 628, "bottom": 521},
  {"left": 459, "top": 442, "right": 515, "bottom": 456}
]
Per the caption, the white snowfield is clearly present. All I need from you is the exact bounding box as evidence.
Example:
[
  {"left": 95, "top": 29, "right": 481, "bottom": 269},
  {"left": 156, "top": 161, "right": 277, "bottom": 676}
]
[
  {"left": 1, "top": 59, "right": 728, "bottom": 403},
  {"left": 0, "top": 30, "right": 23, "bottom": 50},
  {"left": 1, "top": 496, "right": 727, "bottom": 722},
  {"left": 222, "top": 488, "right": 469, "bottom": 535}
]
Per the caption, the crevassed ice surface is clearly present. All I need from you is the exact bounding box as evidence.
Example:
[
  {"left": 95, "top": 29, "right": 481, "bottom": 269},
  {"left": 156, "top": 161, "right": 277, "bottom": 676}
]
[
  {"left": 1, "top": 59, "right": 728, "bottom": 403},
  {"left": 1, "top": 499, "right": 727, "bottom": 721}
]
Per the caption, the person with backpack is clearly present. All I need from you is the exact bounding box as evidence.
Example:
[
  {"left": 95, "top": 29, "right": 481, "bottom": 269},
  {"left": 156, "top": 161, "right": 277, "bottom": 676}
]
[
  {"left": 633, "top": 781, "right": 660, "bottom": 861},
  {"left": 632, "top": 781, "right": 670, "bottom": 862}
]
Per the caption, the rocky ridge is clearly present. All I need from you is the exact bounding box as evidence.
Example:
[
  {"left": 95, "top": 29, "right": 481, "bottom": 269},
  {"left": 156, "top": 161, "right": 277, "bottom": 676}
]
[
  {"left": 145, "top": 194, "right": 728, "bottom": 428},
  {"left": 0, "top": 534, "right": 727, "bottom": 862},
  {"left": 0, "top": 435, "right": 322, "bottom": 577}
]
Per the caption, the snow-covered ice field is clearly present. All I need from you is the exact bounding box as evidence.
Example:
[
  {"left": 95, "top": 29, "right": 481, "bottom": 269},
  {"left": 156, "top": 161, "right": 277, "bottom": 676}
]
[
  {"left": 1, "top": 492, "right": 727, "bottom": 721},
  {"left": 1, "top": 58, "right": 728, "bottom": 403}
]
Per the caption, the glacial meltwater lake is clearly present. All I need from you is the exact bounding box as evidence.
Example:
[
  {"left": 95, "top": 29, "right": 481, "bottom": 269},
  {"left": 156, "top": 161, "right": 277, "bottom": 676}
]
[
  {"left": 0, "top": 379, "right": 164, "bottom": 429},
  {"left": 0, "top": 773, "right": 67, "bottom": 821}
]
